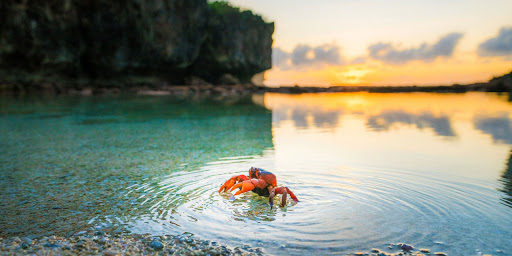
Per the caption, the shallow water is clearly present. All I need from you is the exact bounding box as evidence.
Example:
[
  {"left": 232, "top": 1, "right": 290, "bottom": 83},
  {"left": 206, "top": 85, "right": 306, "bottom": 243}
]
[{"left": 1, "top": 92, "right": 512, "bottom": 255}]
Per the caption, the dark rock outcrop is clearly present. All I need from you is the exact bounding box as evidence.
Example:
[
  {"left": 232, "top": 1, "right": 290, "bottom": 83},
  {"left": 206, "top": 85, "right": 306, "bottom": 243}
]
[
  {"left": 0, "top": 0, "right": 273, "bottom": 86},
  {"left": 189, "top": 2, "right": 274, "bottom": 83},
  {"left": 487, "top": 71, "right": 512, "bottom": 92}
]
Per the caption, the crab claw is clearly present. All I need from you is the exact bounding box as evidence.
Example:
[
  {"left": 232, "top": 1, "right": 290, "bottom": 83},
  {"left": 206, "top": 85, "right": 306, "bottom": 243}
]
[
  {"left": 230, "top": 180, "right": 256, "bottom": 195},
  {"left": 218, "top": 175, "right": 249, "bottom": 193},
  {"left": 218, "top": 179, "right": 235, "bottom": 193}
]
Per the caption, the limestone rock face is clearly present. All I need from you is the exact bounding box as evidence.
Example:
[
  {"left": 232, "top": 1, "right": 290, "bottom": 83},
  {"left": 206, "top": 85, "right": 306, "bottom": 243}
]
[
  {"left": 189, "top": 2, "right": 274, "bottom": 83},
  {"left": 0, "top": 0, "right": 273, "bottom": 85}
]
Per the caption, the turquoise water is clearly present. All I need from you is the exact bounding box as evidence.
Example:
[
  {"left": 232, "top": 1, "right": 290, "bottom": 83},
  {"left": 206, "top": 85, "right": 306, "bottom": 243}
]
[{"left": 1, "top": 92, "right": 512, "bottom": 255}]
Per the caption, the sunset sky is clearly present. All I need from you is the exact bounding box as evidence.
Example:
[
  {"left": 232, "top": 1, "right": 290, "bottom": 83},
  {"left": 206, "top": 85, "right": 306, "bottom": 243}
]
[{"left": 228, "top": 0, "right": 512, "bottom": 86}]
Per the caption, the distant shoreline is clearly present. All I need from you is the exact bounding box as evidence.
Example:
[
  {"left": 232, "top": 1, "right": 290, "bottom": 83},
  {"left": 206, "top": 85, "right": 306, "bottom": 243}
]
[
  {"left": 1, "top": 70, "right": 510, "bottom": 96},
  {"left": 0, "top": 81, "right": 510, "bottom": 96}
]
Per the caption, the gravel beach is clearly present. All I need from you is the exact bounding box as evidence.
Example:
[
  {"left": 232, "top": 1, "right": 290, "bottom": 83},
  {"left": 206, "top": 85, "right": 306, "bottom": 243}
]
[
  {"left": 0, "top": 231, "right": 265, "bottom": 256},
  {"left": 0, "top": 230, "right": 449, "bottom": 256}
]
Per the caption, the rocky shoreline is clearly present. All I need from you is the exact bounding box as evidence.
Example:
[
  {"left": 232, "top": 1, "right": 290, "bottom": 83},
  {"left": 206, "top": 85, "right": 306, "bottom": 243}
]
[
  {"left": 0, "top": 230, "right": 454, "bottom": 256},
  {"left": 0, "top": 81, "right": 510, "bottom": 97},
  {"left": 1, "top": 70, "right": 510, "bottom": 96},
  {"left": 0, "top": 231, "right": 263, "bottom": 256}
]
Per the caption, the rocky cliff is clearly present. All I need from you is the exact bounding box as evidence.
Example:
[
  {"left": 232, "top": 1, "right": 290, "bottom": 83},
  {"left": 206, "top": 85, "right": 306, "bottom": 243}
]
[
  {"left": 0, "top": 0, "right": 273, "bottom": 87},
  {"left": 488, "top": 71, "right": 512, "bottom": 92}
]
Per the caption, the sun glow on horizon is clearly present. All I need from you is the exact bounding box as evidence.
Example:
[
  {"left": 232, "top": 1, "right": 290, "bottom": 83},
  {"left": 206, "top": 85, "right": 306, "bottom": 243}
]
[
  {"left": 227, "top": 0, "right": 512, "bottom": 87},
  {"left": 264, "top": 56, "right": 512, "bottom": 87}
]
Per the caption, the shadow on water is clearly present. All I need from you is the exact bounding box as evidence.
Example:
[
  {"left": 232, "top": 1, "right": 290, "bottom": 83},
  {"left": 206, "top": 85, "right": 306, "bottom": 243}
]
[{"left": 499, "top": 151, "right": 512, "bottom": 208}]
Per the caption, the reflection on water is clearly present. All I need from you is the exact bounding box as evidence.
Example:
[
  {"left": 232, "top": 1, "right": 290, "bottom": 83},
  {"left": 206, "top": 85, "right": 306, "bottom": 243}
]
[
  {"left": 1, "top": 92, "right": 512, "bottom": 255},
  {"left": 474, "top": 114, "right": 512, "bottom": 144},
  {"left": 500, "top": 151, "right": 512, "bottom": 208},
  {"left": 366, "top": 110, "right": 455, "bottom": 136}
]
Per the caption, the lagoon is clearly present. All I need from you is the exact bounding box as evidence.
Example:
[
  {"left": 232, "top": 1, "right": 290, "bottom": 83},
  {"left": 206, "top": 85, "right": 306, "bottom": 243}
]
[{"left": 1, "top": 92, "right": 511, "bottom": 255}]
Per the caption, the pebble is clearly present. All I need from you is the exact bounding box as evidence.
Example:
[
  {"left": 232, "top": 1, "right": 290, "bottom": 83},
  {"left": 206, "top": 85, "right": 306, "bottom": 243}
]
[
  {"left": 75, "top": 240, "right": 86, "bottom": 248},
  {"left": 103, "top": 250, "right": 120, "bottom": 256},
  {"left": 401, "top": 244, "right": 414, "bottom": 251},
  {"left": 44, "top": 242, "right": 61, "bottom": 248},
  {"left": 434, "top": 253, "right": 447, "bottom": 256},
  {"left": 98, "top": 237, "right": 109, "bottom": 244},
  {"left": 75, "top": 231, "right": 88, "bottom": 236},
  {"left": 371, "top": 248, "right": 380, "bottom": 253},
  {"left": 420, "top": 248, "right": 431, "bottom": 253},
  {"left": 149, "top": 240, "right": 164, "bottom": 250}
]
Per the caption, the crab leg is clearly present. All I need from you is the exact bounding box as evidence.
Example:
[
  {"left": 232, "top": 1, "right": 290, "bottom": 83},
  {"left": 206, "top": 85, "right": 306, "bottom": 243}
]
[{"left": 274, "top": 187, "right": 299, "bottom": 207}]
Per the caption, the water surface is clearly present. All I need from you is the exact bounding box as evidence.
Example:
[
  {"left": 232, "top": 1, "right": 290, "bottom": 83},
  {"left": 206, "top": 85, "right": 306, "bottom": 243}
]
[{"left": 1, "top": 92, "right": 511, "bottom": 255}]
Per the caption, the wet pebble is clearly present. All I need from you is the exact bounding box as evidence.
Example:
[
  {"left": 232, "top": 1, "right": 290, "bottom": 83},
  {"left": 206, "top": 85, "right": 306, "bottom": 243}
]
[
  {"left": 401, "top": 244, "right": 414, "bottom": 251},
  {"left": 420, "top": 248, "right": 431, "bottom": 253},
  {"left": 149, "top": 240, "right": 164, "bottom": 250},
  {"left": 434, "top": 253, "right": 447, "bottom": 256},
  {"left": 0, "top": 231, "right": 421, "bottom": 256},
  {"left": 44, "top": 242, "right": 60, "bottom": 248},
  {"left": 103, "top": 250, "right": 120, "bottom": 256},
  {"left": 98, "top": 237, "right": 109, "bottom": 244},
  {"left": 74, "top": 231, "right": 87, "bottom": 236}
]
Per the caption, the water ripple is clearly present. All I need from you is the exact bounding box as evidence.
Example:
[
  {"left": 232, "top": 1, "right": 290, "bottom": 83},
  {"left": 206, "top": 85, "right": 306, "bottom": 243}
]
[{"left": 113, "top": 157, "right": 512, "bottom": 254}]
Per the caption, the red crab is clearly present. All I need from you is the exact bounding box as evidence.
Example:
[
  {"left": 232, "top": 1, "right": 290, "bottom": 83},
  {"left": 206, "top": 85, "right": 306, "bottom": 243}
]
[{"left": 218, "top": 167, "right": 299, "bottom": 208}]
